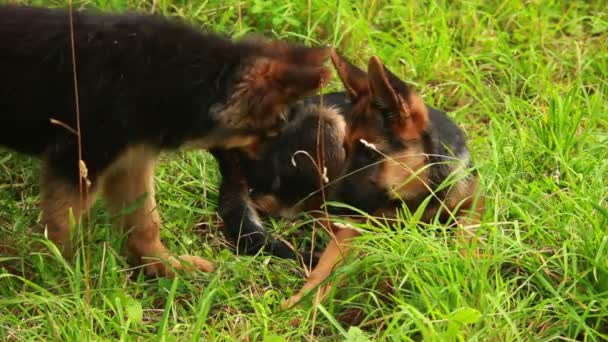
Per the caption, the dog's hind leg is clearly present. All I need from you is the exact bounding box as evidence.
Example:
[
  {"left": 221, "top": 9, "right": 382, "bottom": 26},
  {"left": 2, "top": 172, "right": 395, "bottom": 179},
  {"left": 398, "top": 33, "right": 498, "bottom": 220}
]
[
  {"left": 102, "top": 145, "right": 213, "bottom": 277},
  {"left": 282, "top": 224, "right": 360, "bottom": 309},
  {"left": 41, "top": 166, "right": 97, "bottom": 258}
]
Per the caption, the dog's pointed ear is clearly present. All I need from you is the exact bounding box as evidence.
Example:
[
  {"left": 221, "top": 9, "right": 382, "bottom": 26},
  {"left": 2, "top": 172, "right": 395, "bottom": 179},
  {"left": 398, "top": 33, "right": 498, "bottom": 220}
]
[
  {"left": 272, "top": 44, "right": 332, "bottom": 67},
  {"left": 368, "top": 56, "right": 401, "bottom": 111},
  {"left": 236, "top": 56, "right": 332, "bottom": 129},
  {"left": 368, "top": 56, "right": 428, "bottom": 140},
  {"left": 271, "top": 63, "right": 332, "bottom": 99},
  {"left": 241, "top": 36, "right": 331, "bottom": 67},
  {"left": 330, "top": 50, "right": 368, "bottom": 100}
]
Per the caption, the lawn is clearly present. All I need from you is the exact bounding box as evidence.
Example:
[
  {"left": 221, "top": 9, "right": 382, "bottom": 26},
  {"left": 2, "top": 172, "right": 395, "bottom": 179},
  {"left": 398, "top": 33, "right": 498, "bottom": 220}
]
[{"left": 1, "top": 0, "right": 607, "bottom": 340}]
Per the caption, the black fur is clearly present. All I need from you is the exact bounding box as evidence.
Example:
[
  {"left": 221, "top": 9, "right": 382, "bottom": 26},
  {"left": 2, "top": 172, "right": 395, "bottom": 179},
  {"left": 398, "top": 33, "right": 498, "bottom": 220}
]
[{"left": 0, "top": 5, "right": 327, "bottom": 184}]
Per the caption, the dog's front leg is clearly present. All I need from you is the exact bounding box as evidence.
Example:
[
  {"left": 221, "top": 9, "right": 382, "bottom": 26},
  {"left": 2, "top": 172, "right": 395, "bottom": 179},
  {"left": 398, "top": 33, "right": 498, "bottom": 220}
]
[
  {"left": 102, "top": 146, "right": 213, "bottom": 277},
  {"left": 282, "top": 224, "right": 360, "bottom": 309}
]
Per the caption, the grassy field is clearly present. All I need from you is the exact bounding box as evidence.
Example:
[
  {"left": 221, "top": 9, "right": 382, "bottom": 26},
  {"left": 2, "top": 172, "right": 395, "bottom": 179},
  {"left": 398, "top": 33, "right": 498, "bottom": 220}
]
[{"left": 1, "top": 0, "right": 607, "bottom": 340}]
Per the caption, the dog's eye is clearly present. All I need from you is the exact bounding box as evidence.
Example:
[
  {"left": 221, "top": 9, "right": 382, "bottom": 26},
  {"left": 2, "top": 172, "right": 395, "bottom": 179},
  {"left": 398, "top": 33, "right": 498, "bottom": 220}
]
[
  {"left": 371, "top": 99, "right": 387, "bottom": 110},
  {"left": 357, "top": 140, "right": 380, "bottom": 161}
]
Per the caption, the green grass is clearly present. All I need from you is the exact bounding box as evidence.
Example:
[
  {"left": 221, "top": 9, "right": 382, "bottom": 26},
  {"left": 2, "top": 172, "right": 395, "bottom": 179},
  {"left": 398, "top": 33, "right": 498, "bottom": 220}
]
[{"left": 1, "top": 0, "right": 607, "bottom": 340}]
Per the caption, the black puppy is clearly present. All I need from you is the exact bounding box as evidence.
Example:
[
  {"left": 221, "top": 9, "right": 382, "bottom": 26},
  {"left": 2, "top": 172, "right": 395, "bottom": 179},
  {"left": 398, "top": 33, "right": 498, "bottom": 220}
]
[
  {"left": 0, "top": 4, "right": 330, "bottom": 277},
  {"left": 213, "top": 52, "right": 484, "bottom": 307},
  {"left": 211, "top": 92, "right": 351, "bottom": 264}
]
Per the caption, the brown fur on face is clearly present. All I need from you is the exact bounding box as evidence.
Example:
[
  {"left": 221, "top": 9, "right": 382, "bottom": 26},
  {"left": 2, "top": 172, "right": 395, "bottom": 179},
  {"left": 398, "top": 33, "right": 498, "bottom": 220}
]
[
  {"left": 328, "top": 52, "right": 483, "bottom": 219},
  {"left": 380, "top": 145, "right": 431, "bottom": 201}
]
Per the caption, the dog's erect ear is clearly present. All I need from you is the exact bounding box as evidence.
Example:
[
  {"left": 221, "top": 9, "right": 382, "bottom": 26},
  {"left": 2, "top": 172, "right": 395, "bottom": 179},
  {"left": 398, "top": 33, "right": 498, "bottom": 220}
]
[
  {"left": 330, "top": 50, "right": 368, "bottom": 100},
  {"left": 368, "top": 56, "right": 428, "bottom": 140},
  {"left": 269, "top": 43, "right": 331, "bottom": 67},
  {"left": 261, "top": 60, "right": 332, "bottom": 103},
  {"left": 241, "top": 36, "right": 331, "bottom": 67},
  {"left": 235, "top": 57, "right": 332, "bottom": 129},
  {"left": 368, "top": 56, "right": 401, "bottom": 111},
  {"left": 217, "top": 40, "right": 331, "bottom": 132}
]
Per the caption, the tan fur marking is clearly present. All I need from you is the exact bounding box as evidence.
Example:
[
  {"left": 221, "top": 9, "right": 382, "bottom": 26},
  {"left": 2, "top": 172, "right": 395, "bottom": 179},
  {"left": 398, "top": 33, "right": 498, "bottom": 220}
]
[
  {"left": 251, "top": 194, "right": 281, "bottom": 215},
  {"left": 210, "top": 58, "right": 284, "bottom": 130},
  {"left": 239, "top": 138, "right": 265, "bottom": 158},
  {"left": 282, "top": 226, "right": 360, "bottom": 309},
  {"left": 182, "top": 132, "right": 261, "bottom": 151},
  {"left": 394, "top": 93, "right": 429, "bottom": 140},
  {"left": 222, "top": 135, "right": 261, "bottom": 149},
  {"left": 252, "top": 194, "right": 324, "bottom": 220},
  {"left": 41, "top": 167, "right": 97, "bottom": 257},
  {"left": 380, "top": 145, "right": 430, "bottom": 200},
  {"left": 211, "top": 57, "right": 330, "bottom": 132},
  {"left": 101, "top": 145, "right": 213, "bottom": 277}
]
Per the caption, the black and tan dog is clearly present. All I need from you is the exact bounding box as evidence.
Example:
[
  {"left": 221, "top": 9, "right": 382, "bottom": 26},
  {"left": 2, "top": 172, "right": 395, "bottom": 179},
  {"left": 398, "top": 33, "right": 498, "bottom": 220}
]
[
  {"left": 210, "top": 92, "right": 350, "bottom": 265},
  {"left": 213, "top": 51, "right": 484, "bottom": 307},
  {"left": 0, "top": 5, "right": 331, "bottom": 277}
]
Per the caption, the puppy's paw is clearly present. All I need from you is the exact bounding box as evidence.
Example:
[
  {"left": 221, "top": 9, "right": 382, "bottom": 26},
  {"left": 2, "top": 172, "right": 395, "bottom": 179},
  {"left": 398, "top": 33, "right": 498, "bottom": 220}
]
[
  {"left": 175, "top": 254, "right": 215, "bottom": 273},
  {"left": 281, "top": 284, "right": 332, "bottom": 310},
  {"left": 281, "top": 293, "right": 303, "bottom": 310},
  {"left": 142, "top": 254, "right": 214, "bottom": 278},
  {"left": 142, "top": 259, "right": 176, "bottom": 278}
]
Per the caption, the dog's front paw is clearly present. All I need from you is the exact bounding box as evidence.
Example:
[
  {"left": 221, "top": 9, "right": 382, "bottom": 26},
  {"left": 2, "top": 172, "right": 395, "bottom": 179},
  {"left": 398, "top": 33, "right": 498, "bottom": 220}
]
[
  {"left": 281, "top": 293, "right": 303, "bottom": 310},
  {"left": 142, "top": 254, "right": 214, "bottom": 278},
  {"left": 175, "top": 254, "right": 215, "bottom": 273},
  {"left": 281, "top": 284, "right": 332, "bottom": 310}
]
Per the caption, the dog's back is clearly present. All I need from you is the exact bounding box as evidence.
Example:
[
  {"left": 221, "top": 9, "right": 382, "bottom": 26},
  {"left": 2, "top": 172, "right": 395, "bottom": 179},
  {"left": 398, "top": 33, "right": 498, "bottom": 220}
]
[{"left": 0, "top": 5, "right": 240, "bottom": 156}]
